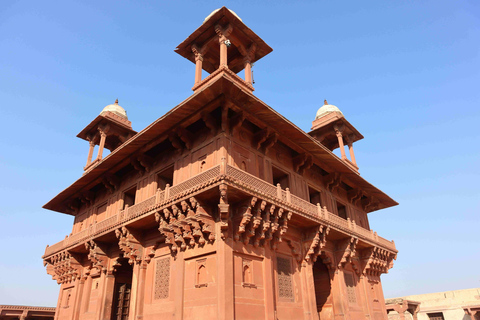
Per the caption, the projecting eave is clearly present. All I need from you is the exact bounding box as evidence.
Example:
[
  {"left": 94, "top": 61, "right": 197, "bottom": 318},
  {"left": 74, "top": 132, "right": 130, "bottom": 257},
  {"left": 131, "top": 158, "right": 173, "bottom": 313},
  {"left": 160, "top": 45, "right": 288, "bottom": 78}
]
[{"left": 44, "top": 71, "right": 397, "bottom": 215}]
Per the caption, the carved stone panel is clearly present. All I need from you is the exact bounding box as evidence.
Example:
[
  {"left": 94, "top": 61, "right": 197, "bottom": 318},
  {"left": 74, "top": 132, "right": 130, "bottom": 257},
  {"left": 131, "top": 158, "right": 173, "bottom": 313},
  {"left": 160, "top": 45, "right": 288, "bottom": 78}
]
[
  {"left": 277, "top": 256, "right": 294, "bottom": 300},
  {"left": 154, "top": 257, "right": 170, "bottom": 299}
]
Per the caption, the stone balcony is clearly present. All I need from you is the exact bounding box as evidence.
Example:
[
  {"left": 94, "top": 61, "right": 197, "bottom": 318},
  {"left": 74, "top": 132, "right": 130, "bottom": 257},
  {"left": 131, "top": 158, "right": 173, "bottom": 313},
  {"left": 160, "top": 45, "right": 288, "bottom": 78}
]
[{"left": 43, "top": 163, "right": 397, "bottom": 259}]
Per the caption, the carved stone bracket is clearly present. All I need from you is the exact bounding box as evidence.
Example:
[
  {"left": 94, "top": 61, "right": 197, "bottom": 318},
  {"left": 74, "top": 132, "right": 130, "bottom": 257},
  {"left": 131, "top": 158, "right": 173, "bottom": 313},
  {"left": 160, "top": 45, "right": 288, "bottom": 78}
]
[
  {"left": 115, "top": 227, "right": 143, "bottom": 265},
  {"left": 44, "top": 251, "right": 83, "bottom": 284},
  {"left": 293, "top": 153, "right": 313, "bottom": 174},
  {"left": 360, "top": 246, "right": 396, "bottom": 277},
  {"left": 155, "top": 196, "right": 215, "bottom": 255},
  {"left": 218, "top": 183, "right": 229, "bottom": 239},
  {"left": 348, "top": 188, "right": 364, "bottom": 206},
  {"left": 85, "top": 240, "right": 109, "bottom": 273},
  {"left": 363, "top": 197, "right": 380, "bottom": 213},
  {"left": 102, "top": 173, "right": 120, "bottom": 193},
  {"left": 325, "top": 172, "right": 342, "bottom": 193},
  {"left": 335, "top": 237, "right": 358, "bottom": 269},
  {"left": 286, "top": 239, "right": 302, "bottom": 263},
  {"left": 232, "top": 196, "right": 292, "bottom": 249},
  {"left": 305, "top": 224, "right": 330, "bottom": 263}
]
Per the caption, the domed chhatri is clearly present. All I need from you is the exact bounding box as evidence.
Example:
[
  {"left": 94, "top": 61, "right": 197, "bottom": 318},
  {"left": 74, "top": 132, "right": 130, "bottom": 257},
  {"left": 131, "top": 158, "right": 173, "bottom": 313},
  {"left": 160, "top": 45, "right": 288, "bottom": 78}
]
[
  {"left": 315, "top": 100, "right": 344, "bottom": 120},
  {"left": 203, "top": 8, "right": 242, "bottom": 23},
  {"left": 100, "top": 99, "right": 128, "bottom": 119}
]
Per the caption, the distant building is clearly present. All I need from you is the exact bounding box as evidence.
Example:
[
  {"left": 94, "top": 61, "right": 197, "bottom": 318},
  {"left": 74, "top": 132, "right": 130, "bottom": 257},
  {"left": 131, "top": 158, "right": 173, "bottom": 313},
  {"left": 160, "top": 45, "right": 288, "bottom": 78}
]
[
  {"left": 41, "top": 6, "right": 399, "bottom": 320},
  {"left": 386, "top": 288, "right": 480, "bottom": 320},
  {"left": 0, "top": 305, "right": 55, "bottom": 320}
]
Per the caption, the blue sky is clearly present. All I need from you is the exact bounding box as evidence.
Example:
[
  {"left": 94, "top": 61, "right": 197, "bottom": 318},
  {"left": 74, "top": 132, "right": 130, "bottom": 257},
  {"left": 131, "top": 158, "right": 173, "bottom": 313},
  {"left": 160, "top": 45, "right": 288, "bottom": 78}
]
[{"left": 0, "top": 0, "right": 479, "bottom": 306}]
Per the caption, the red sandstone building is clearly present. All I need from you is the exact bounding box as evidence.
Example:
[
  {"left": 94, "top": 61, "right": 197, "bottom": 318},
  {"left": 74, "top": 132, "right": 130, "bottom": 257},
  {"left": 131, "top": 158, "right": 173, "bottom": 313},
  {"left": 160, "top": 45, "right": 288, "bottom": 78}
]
[{"left": 42, "top": 7, "right": 398, "bottom": 320}]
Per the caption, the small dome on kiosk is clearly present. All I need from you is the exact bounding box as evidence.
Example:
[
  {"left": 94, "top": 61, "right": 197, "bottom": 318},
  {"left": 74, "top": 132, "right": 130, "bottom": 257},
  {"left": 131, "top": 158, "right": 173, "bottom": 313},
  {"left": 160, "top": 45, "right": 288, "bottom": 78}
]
[
  {"left": 315, "top": 100, "right": 344, "bottom": 120},
  {"left": 100, "top": 99, "right": 128, "bottom": 119},
  {"left": 203, "top": 8, "right": 242, "bottom": 23}
]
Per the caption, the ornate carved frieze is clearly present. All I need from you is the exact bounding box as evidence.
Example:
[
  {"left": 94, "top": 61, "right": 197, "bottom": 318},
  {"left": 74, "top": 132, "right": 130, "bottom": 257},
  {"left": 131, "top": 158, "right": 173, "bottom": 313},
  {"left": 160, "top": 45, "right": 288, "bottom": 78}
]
[
  {"left": 44, "top": 251, "right": 82, "bottom": 284},
  {"left": 232, "top": 196, "right": 292, "bottom": 249},
  {"left": 155, "top": 196, "right": 215, "bottom": 255}
]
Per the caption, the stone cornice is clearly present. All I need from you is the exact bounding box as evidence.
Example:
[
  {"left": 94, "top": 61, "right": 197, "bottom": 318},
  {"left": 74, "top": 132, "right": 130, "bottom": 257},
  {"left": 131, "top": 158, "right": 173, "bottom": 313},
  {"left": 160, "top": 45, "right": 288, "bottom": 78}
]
[{"left": 43, "top": 164, "right": 396, "bottom": 261}]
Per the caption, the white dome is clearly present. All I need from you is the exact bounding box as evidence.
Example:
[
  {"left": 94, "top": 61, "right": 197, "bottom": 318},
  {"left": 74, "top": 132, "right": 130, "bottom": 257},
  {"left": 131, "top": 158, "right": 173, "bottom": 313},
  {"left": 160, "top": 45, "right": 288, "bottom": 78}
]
[
  {"left": 100, "top": 99, "right": 128, "bottom": 119},
  {"left": 315, "top": 100, "right": 343, "bottom": 120},
  {"left": 203, "top": 8, "right": 242, "bottom": 23}
]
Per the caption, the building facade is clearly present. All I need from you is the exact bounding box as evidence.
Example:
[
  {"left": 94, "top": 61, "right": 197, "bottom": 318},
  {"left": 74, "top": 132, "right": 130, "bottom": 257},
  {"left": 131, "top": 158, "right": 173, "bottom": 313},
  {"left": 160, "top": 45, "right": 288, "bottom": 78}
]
[
  {"left": 386, "top": 288, "right": 480, "bottom": 320},
  {"left": 42, "top": 7, "right": 398, "bottom": 320},
  {"left": 0, "top": 305, "right": 55, "bottom": 320}
]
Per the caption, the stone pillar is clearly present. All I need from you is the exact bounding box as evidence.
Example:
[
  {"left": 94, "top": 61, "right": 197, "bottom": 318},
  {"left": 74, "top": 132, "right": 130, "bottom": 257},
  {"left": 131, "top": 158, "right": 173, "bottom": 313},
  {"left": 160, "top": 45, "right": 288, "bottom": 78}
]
[
  {"left": 96, "top": 130, "right": 107, "bottom": 160},
  {"left": 244, "top": 59, "right": 252, "bottom": 85},
  {"left": 134, "top": 262, "right": 148, "bottom": 320},
  {"left": 216, "top": 190, "right": 234, "bottom": 320},
  {"left": 173, "top": 251, "right": 185, "bottom": 320},
  {"left": 346, "top": 134, "right": 357, "bottom": 165},
  {"left": 219, "top": 37, "right": 228, "bottom": 67},
  {"left": 80, "top": 276, "right": 92, "bottom": 314},
  {"left": 331, "top": 269, "right": 347, "bottom": 320},
  {"left": 300, "top": 260, "right": 320, "bottom": 320},
  {"left": 334, "top": 125, "right": 347, "bottom": 160},
  {"left": 86, "top": 140, "right": 95, "bottom": 166},
  {"left": 101, "top": 274, "right": 115, "bottom": 320},
  {"left": 263, "top": 246, "right": 276, "bottom": 320},
  {"left": 72, "top": 278, "right": 85, "bottom": 320},
  {"left": 192, "top": 46, "right": 204, "bottom": 85},
  {"left": 215, "top": 25, "right": 231, "bottom": 67}
]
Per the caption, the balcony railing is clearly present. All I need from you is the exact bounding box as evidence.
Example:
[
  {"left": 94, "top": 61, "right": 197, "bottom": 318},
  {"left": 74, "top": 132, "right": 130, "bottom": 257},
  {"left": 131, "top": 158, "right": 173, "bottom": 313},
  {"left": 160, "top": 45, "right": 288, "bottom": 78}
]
[{"left": 44, "top": 163, "right": 396, "bottom": 258}]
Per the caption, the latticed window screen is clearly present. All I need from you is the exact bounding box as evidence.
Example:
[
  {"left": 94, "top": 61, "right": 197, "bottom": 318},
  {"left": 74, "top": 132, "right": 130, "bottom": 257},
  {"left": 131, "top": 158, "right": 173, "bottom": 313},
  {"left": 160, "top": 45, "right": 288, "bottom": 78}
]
[
  {"left": 344, "top": 272, "right": 357, "bottom": 304},
  {"left": 277, "top": 257, "right": 294, "bottom": 299},
  {"left": 154, "top": 257, "right": 170, "bottom": 299},
  {"left": 427, "top": 313, "right": 445, "bottom": 320}
]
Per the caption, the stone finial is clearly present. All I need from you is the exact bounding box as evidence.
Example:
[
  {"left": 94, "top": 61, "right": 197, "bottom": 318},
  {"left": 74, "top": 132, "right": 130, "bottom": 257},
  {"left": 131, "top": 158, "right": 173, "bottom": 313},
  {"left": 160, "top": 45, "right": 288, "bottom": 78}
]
[
  {"left": 115, "top": 99, "right": 119, "bottom": 104},
  {"left": 324, "top": 99, "right": 328, "bottom": 105}
]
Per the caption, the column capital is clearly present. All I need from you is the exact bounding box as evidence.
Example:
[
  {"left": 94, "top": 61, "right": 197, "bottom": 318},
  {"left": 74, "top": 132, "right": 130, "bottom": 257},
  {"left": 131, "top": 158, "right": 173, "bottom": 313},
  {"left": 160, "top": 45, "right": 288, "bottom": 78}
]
[
  {"left": 215, "top": 24, "right": 233, "bottom": 43},
  {"left": 333, "top": 123, "right": 345, "bottom": 136}
]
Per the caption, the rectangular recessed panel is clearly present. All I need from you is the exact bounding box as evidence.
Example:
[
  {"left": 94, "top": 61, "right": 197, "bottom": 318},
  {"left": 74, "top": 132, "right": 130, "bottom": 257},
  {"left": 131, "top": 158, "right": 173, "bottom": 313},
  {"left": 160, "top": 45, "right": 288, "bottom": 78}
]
[
  {"left": 277, "top": 257, "right": 294, "bottom": 299},
  {"left": 154, "top": 257, "right": 170, "bottom": 299}
]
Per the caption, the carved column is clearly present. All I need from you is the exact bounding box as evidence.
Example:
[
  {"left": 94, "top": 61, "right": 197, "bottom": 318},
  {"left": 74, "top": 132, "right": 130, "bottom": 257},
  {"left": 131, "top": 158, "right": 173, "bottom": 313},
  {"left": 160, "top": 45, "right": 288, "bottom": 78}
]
[
  {"left": 96, "top": 129, "right": 107, "bottom": 160},
  {"left": 86, "top": 140, "right": 95, "bottom": 166},
  {"left": 334, "top": 124, "right": 347, "bottom": 160},
  {"left": 192, "top": 45, "right": 205, "bottom": 85},
  {"left": 242, "top": 44, "right": 256, "bottom": 86},
  {"left": 346, "top": 134, "right": 357, "bottom": 165},
  {"left": 215, "top": 24, "right": 232, "bottom": 67},
  {"left": 134, "top": 262, "right": 148, "bottom": 320}
]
